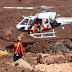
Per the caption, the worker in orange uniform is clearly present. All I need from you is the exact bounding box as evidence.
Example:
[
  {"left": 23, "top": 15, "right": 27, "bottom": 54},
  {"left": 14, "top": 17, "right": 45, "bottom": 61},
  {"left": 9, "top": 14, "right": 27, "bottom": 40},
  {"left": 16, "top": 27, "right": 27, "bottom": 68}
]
[
  {"left": 33, "top": 24, "right": 38, "bottom": 33},
  {"left": 14, "top": 36, "right": 24, "bottom": 61}
]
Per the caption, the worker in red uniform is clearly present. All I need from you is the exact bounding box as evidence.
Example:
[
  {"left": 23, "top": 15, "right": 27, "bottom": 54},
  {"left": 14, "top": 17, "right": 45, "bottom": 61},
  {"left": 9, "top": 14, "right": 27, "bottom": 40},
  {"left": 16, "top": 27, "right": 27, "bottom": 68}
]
[{"left": 14, "top": 36, "right": 24, "bottom": 61}]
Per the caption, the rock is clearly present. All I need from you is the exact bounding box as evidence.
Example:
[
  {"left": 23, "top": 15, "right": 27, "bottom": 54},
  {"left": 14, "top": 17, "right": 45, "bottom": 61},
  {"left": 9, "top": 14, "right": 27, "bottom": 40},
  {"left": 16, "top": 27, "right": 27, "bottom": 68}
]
[
  {"left": 34, "top": 63, "right": 72, "bottom": 72},
  {"left": 12, "top": 59, "right": 33, "bottom": 70}
]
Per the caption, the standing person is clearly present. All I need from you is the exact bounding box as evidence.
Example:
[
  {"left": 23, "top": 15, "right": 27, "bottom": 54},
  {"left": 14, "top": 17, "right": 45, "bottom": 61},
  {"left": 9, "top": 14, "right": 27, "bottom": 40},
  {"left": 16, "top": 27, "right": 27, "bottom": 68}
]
[
  {"left": 33, "top": 24, "right": 38, "bottom": 33},
  {"left": 36, "top": 24, "right": 42, "bottom": 33},
  {"left": 14, "top": 36, "right": 24, "bottom": 61}
]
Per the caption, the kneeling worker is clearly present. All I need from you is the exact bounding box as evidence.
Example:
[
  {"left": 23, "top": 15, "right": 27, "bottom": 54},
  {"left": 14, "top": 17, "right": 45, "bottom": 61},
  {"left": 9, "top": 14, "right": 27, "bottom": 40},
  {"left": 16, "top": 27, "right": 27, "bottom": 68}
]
[{"left": 14, "top": 36, "right": 24, "bottom": 61}]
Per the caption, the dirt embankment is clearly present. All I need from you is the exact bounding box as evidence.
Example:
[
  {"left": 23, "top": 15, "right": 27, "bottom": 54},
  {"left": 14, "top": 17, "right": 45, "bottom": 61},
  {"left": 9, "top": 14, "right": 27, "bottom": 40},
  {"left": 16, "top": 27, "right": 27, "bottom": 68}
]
[
  {"left": 0, "top": 0, "right": 72, "bottom": 52},
  {"left": 0, "top": 52, "right": 72, "bottom": 72}
]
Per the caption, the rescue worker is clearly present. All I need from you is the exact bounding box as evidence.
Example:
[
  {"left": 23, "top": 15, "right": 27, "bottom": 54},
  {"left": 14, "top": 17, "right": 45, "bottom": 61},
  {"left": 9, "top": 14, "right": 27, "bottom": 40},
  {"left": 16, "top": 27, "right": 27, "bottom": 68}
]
[
  {"left": 36, "top": 24, "right": 42, "bottom": 33},
  {"left": 14, "top": 36, "right": 24, "bottom": 61},
  {"left": 33, "top": 23, "right": 42, "bottom": 33},
  {"left": 33, "top": 24, "right": 38, "bottom": 33}
]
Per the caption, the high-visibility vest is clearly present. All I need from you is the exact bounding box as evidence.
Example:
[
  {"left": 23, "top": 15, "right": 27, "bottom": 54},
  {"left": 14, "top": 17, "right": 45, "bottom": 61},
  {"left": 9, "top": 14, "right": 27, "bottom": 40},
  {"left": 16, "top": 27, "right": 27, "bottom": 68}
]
[{"left": 33, "top": 24, "right": 38, "bottom": 33}]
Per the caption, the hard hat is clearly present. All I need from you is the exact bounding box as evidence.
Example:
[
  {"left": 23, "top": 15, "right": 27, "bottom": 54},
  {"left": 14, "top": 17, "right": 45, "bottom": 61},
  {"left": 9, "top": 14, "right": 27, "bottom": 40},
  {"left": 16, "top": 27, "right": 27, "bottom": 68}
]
[{"left": 17, "top": 36, "right": 21, "bottom": 41}]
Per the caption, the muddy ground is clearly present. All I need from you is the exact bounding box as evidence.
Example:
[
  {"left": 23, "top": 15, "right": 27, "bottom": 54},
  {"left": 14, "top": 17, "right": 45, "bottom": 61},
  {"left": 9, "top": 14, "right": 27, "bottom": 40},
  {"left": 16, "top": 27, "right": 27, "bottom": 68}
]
[{"left": 0, "top": 0, "right": 72, "bottom": 72}]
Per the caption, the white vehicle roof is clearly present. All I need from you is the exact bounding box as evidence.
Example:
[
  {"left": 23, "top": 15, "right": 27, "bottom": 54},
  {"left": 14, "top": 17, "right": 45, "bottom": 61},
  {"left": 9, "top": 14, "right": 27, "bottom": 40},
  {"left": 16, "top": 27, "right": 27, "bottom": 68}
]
[
  {"left": 24, "top": 16, "right": 36, "bottom": 19},
  {"left": 35, "top": 12, "right": 56, "bottom": 19}
]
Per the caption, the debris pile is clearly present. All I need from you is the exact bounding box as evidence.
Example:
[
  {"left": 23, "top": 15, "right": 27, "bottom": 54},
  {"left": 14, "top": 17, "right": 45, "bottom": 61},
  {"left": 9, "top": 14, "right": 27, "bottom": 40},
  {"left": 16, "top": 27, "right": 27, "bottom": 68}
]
[
  {"left": 24, "top": 52, "right": 72, "bottom": 66},
  {"left": 34, "top": 62, "right": 72, "bottom": 72},
  {"left": 7, "top": 53, "right": 72, "bottom": 72},
  {"left": 44, "top": 41, "right": 72, "bottom": 54}
]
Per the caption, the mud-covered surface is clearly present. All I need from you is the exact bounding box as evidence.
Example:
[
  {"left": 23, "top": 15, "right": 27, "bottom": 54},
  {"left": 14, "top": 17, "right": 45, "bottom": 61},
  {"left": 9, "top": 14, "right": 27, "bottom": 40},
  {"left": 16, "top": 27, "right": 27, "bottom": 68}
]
[
  {"left": 0, "top": 0, "right": 72, "bottom": 72},
  {"left": 0, "top": 0, "right": 72, "bottom": 52},
  {"left": 0, "top": 52, "right": 72, "bottom": 72}
]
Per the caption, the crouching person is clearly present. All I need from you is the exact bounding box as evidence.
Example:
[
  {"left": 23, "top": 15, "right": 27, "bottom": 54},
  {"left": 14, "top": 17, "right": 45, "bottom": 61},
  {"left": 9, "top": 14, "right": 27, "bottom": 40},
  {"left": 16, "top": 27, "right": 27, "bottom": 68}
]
[{"left": 14, "top": 36, "right": 24, "bottom": 61}]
